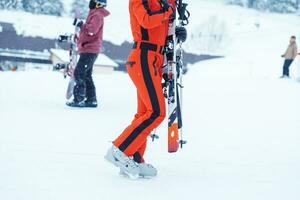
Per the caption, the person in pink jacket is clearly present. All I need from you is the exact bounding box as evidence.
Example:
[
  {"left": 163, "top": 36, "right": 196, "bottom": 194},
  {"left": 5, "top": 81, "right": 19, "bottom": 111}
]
[{"left": 67, "top": 0, "right": 110, "bottom": 108}]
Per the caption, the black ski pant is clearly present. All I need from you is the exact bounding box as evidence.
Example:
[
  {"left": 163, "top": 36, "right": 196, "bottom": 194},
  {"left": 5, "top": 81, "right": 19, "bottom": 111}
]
[
  {"left": 73, "top": 53, "right": 98, "bottom": 102},
  {"left": 282, "top": 59, "right": 293, "bottom": 76}
]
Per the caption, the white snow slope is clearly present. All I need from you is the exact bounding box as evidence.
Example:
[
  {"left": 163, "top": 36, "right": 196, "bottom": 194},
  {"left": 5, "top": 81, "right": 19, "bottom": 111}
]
[{"left": 1, "top": 1, "right": 300, "bottom": 200}]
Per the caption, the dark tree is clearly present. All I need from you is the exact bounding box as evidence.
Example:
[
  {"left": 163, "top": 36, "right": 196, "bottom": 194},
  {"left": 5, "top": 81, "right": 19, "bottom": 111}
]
[
  {"left": 228, "top": 0, "right": 300, "bottom": 13},
  {"left": 0, "top": 0, "right": 21, "bottom": 10}
]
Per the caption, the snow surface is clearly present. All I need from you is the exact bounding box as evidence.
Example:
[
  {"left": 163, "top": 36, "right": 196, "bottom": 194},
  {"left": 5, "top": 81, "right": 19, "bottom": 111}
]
[
  {"left": 1, "top": 58, "right": 300, "bottom": 200},
  {"left": 1, "top": 1, "right": 300, "bottom": 200}
]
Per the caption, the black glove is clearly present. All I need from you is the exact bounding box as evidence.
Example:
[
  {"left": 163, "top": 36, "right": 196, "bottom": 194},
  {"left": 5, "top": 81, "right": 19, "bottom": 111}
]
[
  {"left": 76, "top": 20, "right": 83, "bottom": 29},
  {"left": 169, "top": 11, "right": 175, "bottom": 23},
  {"left": 160, "top": 0, "right": 172, "bottom": 12},
  {"left": 160, "top": 0, "right": 175, "bottom": 23},
  {"left": 176, "top": 26, "right": 187, "bottom": 43}
]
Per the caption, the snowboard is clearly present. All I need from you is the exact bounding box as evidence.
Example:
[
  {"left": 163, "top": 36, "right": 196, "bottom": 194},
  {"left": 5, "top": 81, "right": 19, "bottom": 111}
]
[
  {"left": 56, "top": 10, "right": 82, "bottom": 101},
  {"left": 65, "top": 16, "right": 81, "bottom": 100},
  {"left": 66, "top": 74, "right": 76, "bottom": 100}
]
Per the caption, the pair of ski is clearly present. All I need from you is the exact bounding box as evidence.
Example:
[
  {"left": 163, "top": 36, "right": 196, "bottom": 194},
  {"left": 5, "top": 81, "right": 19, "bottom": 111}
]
[
  {"left": 151, "top": 0, "right": 190, "bottom": 153},
  {"left": 166, "top": 0, "right": 190, "bottom": 153}
]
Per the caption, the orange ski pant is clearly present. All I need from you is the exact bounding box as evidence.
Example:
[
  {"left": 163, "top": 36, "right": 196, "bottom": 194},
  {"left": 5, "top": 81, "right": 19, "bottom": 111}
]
[{"left": 113, "top": 42, "right": 166, "bottom": 163}]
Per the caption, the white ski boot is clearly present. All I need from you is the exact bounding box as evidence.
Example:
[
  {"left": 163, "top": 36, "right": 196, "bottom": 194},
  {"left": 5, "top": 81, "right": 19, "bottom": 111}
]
[
  {"left": 138, "top": 163, "right": 158, "bottom": 178},
  {"left": 119, "top": 162, "right": 158, "bottom": 178},
  {"left": 105, "top": 145, "right": 140, "bottom": 179}
]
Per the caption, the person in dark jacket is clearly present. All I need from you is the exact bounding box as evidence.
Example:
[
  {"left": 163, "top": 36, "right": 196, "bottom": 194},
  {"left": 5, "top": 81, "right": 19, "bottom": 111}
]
[{"left": 67, "top": 0, "right": 110, "bottom": 108}]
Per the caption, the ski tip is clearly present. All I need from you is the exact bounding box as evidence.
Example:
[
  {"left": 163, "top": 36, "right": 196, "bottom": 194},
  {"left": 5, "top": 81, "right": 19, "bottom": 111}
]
[{"left": 168, "top": 123, "right": 179, "bottom": 153}]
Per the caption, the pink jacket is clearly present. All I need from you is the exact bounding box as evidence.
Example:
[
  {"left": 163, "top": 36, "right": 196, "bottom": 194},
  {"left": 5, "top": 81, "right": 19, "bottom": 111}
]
[{"left": 77, "top": 8, "right": 110, "bottom": 54}]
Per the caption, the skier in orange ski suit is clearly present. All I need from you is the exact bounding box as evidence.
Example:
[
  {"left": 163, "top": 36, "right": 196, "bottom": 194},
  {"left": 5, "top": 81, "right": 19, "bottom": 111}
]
[{"left": 113, "top": 0, "right": 176, "bottom": 163}]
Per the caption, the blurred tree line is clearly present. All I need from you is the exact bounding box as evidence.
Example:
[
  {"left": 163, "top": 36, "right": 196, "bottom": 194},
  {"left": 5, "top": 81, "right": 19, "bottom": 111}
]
[
  {"left": 228, "top": 0, "right": 300, "bottom": 13},
  {"left": 0, "top": 0, "right": 90, "bottom": 18}
]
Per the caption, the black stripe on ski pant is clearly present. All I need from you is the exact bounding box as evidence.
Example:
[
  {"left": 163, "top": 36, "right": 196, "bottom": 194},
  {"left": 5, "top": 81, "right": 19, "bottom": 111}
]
[
  {"left": 118, "top": 46, "right": 161, "bottom": 152},
  {"left": 140, "top": 26, "right": 149, "bottom": 41}
]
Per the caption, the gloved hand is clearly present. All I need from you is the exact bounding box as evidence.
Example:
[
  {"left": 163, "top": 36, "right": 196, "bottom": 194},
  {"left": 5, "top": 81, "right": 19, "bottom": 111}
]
[
  {"left": 169, "top": 11, "right": 175, "bottom": 23},
  {"left": 160, "top": 0, "right": 175, "bottom": 22},
  {"left": 176, "top": 26, "right": 187, "bottom": 43},
  {"left": 160, "top": 0, "right": 172, "bottom": 12},
  {"left": 76, "top": 20, "right": 83, "bottom": 29}
]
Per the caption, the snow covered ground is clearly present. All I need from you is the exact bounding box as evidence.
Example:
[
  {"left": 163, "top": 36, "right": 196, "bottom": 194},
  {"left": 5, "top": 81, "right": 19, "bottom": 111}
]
[
  {"left": 1, "top": 0, "right": 300, "bottom": 200},
  {"left": 1, "top": 59, "right": 300, "bottom": 200}
]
